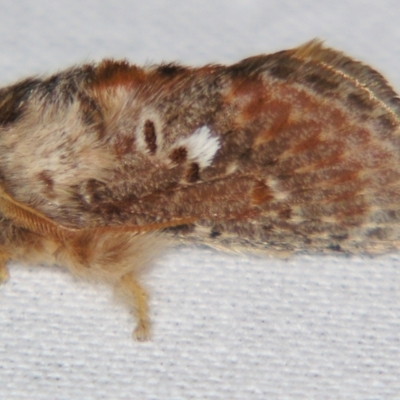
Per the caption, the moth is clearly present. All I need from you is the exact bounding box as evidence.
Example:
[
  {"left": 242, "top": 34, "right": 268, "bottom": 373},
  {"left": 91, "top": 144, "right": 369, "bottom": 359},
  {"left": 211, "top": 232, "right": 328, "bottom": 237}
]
[{"left": 0, "top": 40, "right": 399, "bottom": 340}]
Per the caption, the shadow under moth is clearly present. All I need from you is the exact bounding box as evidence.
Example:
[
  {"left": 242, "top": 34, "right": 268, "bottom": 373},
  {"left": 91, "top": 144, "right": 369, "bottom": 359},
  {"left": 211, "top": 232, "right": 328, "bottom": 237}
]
[{"left": 0, "top": 40, "right": 399, "bottom": 340}]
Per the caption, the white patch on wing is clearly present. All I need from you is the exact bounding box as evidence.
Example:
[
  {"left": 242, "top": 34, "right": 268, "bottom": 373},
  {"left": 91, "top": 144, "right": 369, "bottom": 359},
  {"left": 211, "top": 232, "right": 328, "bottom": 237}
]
[{"left": 177, "top": 125, "right": 220, "bottom": 168}]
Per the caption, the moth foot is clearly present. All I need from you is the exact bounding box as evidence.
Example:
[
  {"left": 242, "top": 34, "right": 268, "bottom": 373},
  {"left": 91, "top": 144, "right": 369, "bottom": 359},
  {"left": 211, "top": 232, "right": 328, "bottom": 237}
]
[
  {"left": 133, "top": 319, "right": 151, "bottom": 342},
  {"left": 0, "top": 264, "right": 9, "bottom": 284},
  {"left": 116, "top": 273, "right": 151, "bottom": 341}
]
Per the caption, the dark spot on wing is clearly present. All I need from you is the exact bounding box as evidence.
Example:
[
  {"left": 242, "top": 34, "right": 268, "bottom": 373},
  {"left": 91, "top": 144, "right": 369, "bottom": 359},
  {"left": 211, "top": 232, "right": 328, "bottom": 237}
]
[
  {"left": 327, "top": 244, "right": 342, "bottom": 252},
  {"left": 303, "top": 73, "right": 339, "bottom": 93},
  {"left": 186, "top": 162, "right": 201, "bottom": 183},
  {"left": 210, "top": 230, "right": 221, "bottom": 238},
  {"left": 347, "top": 92, "right": 374, "bottom": 111},
  {"left": 269, "top": 64, "right": 295, "bottom": 79},
  {"left": 163, "top": 224, "right": 196, "bottom": 235},
  {"left": 169, "top": 146, "right": 188, "bottom": 163},
  {"left": 144, "top": 120, "right": 157, "bottom": 154},
  {"left": 156, "top": 63, "right": 186, "bottom": 77},
  {"left": 278, "top": 208, "right": 292, "bottom": 220}
]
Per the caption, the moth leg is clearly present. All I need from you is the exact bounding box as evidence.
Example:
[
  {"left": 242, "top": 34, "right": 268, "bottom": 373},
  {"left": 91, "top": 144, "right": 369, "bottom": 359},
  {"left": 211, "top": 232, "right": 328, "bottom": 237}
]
[
  {"left": 0, "top": 250, "right": 10, "bottom": 284},
  {"left": 117, "top": 273, "right": 151, "bottom": 341}
]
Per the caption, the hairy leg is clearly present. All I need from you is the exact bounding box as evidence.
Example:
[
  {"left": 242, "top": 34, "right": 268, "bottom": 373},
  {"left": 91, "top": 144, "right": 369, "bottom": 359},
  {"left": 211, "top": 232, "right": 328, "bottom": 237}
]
[
  {"left": 58, "top": 229, "right": 165, "bottom": 340},
  {"left": 0, "top": 250, "right": 10, "bottom": 283},
  {"left": 116, "top": 273, "right": 151, "bottom": 341}
]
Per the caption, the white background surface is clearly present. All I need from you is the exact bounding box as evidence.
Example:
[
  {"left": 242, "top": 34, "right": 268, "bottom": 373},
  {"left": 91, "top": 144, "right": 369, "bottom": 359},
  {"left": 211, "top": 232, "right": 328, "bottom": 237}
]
[{"left": 1, "top": 1, "right": 400, "bottom": 399}]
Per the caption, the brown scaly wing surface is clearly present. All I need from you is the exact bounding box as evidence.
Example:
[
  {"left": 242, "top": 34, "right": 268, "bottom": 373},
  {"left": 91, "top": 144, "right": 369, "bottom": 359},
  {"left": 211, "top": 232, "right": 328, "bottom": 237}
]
[{"left": 0, "top": 40, "right": 400, "bottom": 255}]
